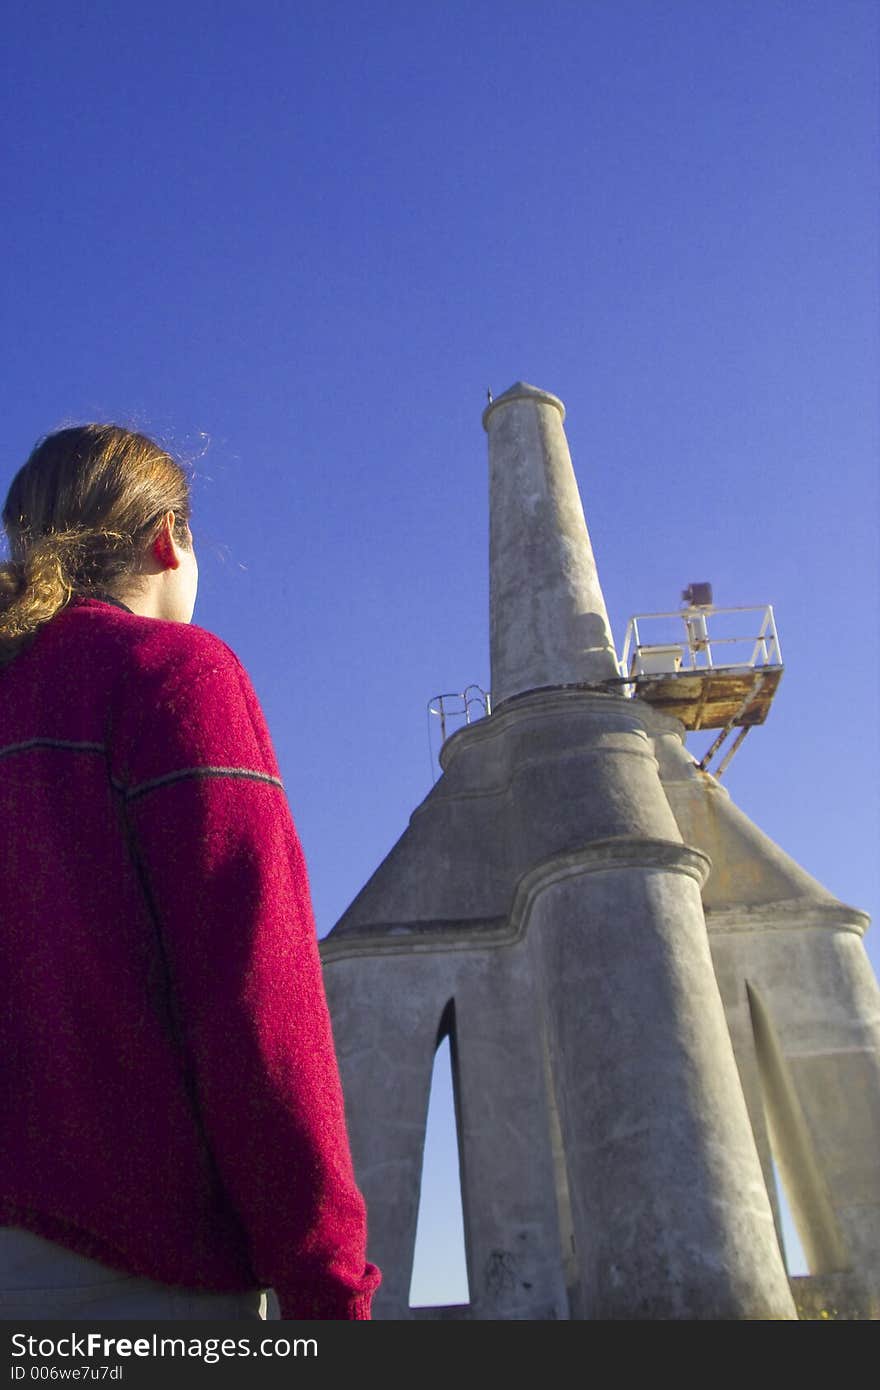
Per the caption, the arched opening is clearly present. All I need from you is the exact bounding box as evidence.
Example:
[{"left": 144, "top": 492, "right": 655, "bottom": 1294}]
[
  {"left": 408, "top": 1000, "right": 470, "bottom": 1308},
  {"left": 746, "top": 981, "right": 848, "bottom": 1275},
  {"left": 769, "top": 1151, "right": 809, "bottom": 1276}
]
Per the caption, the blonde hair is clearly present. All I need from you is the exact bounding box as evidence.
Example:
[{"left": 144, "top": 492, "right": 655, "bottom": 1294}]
[{"left": 1, "top": 424, "right": 195, "bottom": 669}]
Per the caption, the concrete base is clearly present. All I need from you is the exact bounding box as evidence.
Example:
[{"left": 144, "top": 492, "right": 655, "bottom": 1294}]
[{"left": 323, "top": 689, "right": 803, "bottom": 1319}]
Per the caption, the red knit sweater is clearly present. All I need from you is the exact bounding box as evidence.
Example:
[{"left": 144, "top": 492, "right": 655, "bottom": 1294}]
[{"left": 0, "top": 594, "right": 380, "bottom": 1319}]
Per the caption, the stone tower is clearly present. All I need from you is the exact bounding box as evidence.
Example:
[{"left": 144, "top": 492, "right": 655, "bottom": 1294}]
[{"left": 320, "top": 382, "right": 880, "bottom": 1320}]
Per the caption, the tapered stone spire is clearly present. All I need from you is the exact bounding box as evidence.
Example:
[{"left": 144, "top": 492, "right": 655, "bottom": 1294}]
[{"left": 483, "top": 382, "right": 619, "bottom": 706}]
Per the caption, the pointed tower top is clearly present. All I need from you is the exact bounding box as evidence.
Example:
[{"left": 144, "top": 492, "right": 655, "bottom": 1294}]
[{"left": 482, "top": 381, "right": 566, "bottom": 430}]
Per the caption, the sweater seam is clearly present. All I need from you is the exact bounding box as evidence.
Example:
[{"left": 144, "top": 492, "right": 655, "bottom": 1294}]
[
  {"left": 0, "top": 741, "right": 284, "bottom": 802},
  {"left": 121, "top": 766, "right": 285, "bottom": 802}
]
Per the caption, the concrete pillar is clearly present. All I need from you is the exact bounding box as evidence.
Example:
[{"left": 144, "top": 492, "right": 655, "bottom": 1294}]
[
  {"left": 495, "top": 688, "right": 797, "bottom": 1318},
  {"left": 536, "top": 859, "right": 795, "bottom": 1318},
  {"left": 321, "top": 951, "right": 437, "bottom": 1320},
  {"left": 483, "top": 382, "right": 619, "bottom": 706},
  {"left": 451, "top": 947, "right": 570, "bottom": 1320}
]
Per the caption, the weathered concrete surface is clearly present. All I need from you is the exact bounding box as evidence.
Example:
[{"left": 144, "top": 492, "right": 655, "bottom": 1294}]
[
  {"left": 790, "top": 1272, "right": 879, "bottom": 1320},
  {"left": 649, "top": 717, "right": 841, "bottom": 910},
  {"left": 533, "top": 863, "right": 794, "bottom": 1319},
  {"left": 482, "top": 382, "right": 618, "bottom": 706}
]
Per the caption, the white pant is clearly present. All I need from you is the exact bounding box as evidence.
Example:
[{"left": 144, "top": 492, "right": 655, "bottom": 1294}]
[{"left": 0, "top": 1227, "right": 268, "bottom": 1320}]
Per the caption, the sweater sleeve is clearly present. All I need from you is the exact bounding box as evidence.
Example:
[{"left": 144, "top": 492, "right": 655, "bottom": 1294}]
[{"left": 111, "top": 630, "right": 381, "bottom": 1319}]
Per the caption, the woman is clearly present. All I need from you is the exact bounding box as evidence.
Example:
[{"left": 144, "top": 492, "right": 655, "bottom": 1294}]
[{"left": 0, "top": 424, "right": 381, "bottom": 1320}]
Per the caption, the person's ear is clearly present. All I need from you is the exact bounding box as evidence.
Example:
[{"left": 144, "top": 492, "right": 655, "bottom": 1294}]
[{"left": 152, "top": 512, "right": 181, "bottom": 571}]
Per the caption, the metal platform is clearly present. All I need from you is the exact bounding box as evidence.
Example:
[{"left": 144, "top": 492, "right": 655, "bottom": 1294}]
[
  {"left": 629, "top": 663, "right": 783, "bottom": 730},
  {"left": 617, "top": 603, "right": 783, "bottom": 775}
]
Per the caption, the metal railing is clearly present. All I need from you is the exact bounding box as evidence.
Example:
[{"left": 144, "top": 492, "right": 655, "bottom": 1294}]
[
  {"left": 428, "top": 685, "right": 492, "bottom": 742},
  {"left": 426, "top": 685, "right": 492, "bottom": 782},
  {"left": 619, "top": 604, "right": 782, "bottom": 679}
]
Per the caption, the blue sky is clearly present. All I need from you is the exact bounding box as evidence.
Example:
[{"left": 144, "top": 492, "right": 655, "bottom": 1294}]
[{"left": 3, "top": 1, "right": 877, "bottom": 1307}]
